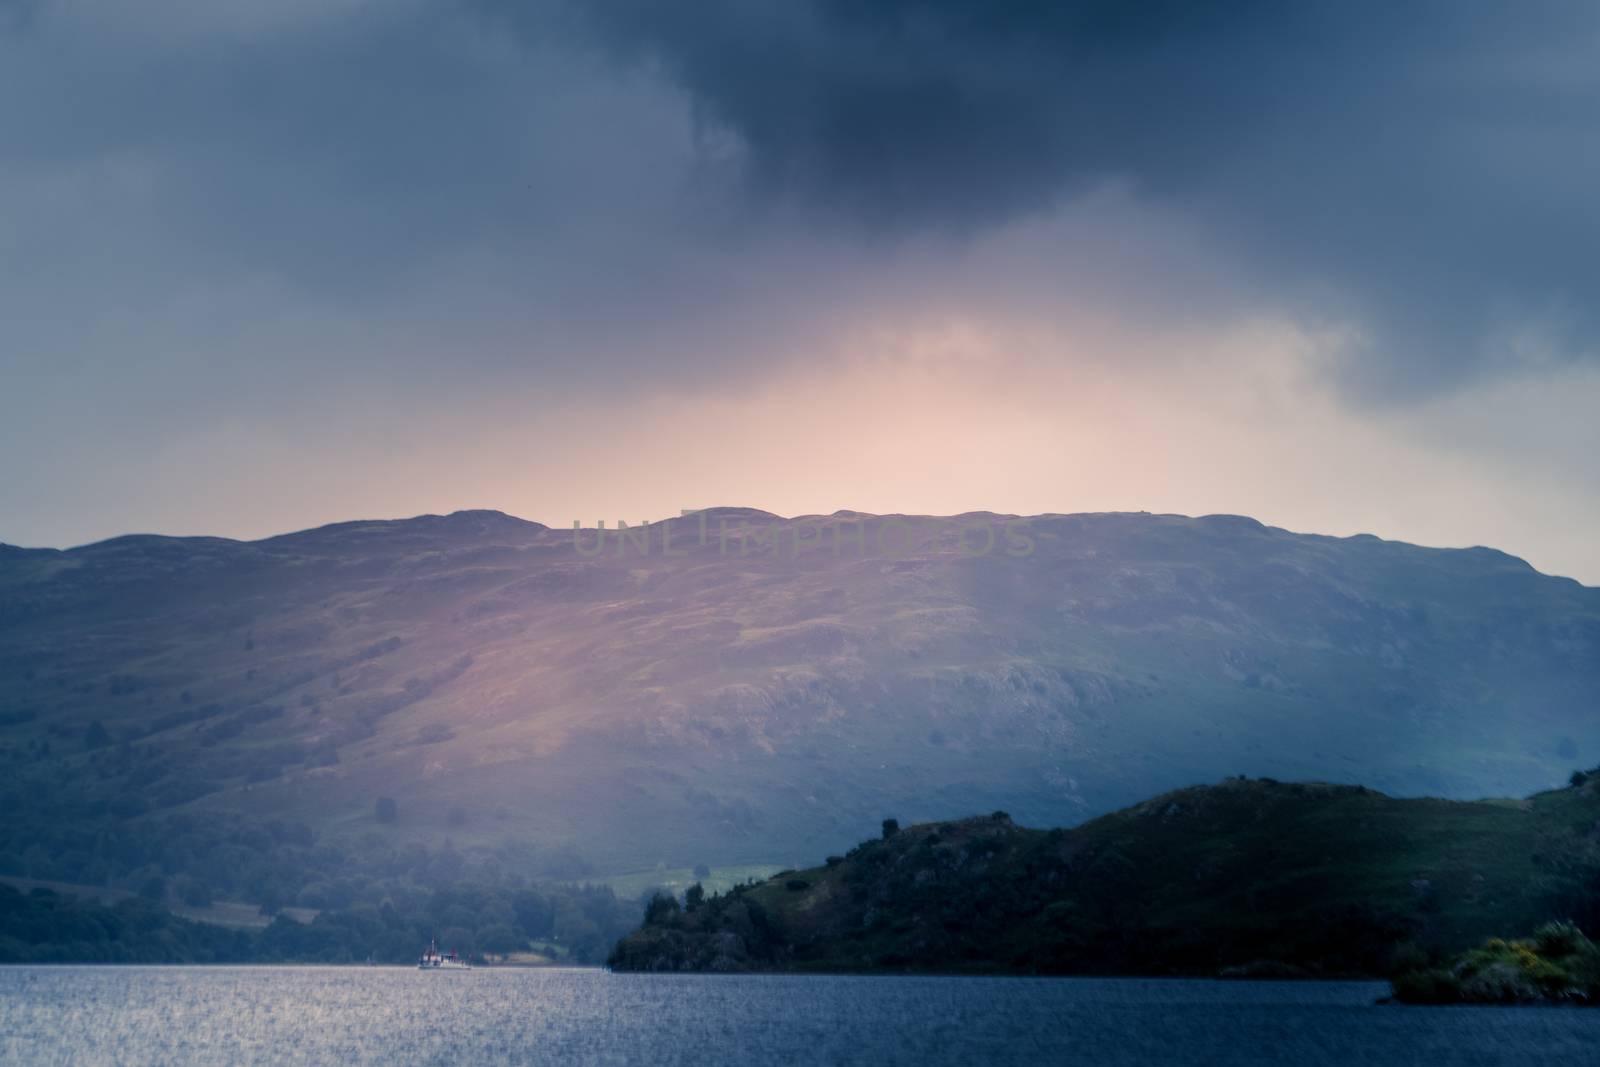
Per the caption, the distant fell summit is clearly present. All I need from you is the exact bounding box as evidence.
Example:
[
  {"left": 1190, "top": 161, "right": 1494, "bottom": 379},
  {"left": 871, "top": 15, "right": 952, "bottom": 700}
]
[{"left": 1, "top": 508, "right": 1596, "bottom": 876}]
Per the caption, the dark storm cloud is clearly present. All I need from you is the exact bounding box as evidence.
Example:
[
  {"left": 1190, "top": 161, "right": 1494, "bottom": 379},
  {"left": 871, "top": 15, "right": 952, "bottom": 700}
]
[
  {"left": 543, "top": 0, "right": 1600, "bottom": 396},
  {"left": 2, "top": 2, "right": 1598, "bottom": 580},
  {"left": 2, "top": 0, "right": 1596, "bottom": 407},
  {"left": 557, "top": 0, "right": 1279, "bottom": 228},
  {"left": 0, "top": 0, "right": 794, "bottom": 399},
  {"left": 2, "top": 3, "right": 554, "bottom": 293}
]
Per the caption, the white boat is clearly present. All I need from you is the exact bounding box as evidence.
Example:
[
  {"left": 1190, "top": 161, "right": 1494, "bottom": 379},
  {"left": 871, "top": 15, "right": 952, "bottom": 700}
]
[{"left": 417, "top": 939, "right": 471, "bottom": 970}]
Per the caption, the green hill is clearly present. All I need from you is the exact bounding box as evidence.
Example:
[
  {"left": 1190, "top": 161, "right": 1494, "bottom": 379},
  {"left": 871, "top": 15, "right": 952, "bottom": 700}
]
[{"left": 608, "top": 775, "right": 1600, "bottom": 976}]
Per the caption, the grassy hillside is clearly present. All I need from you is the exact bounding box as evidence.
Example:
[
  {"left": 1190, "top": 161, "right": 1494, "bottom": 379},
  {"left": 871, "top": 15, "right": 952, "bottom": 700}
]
[
  {"left": 1, "top": 508, "right": 1596, "bottom": 896},
  {"left": 609, "top": 775, "right": 1600, "bottom": 976}
]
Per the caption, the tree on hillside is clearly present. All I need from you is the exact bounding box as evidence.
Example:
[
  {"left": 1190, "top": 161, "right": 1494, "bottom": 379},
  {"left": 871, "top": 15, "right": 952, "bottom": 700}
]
[
  {"left": 644, "top": 891, "right": 681, "bottom": 926},
  {"left": 257, "top": 880, "right": 287, "bottom": 916},
  {"left": 477, "top": 923, "right": 522, "bottom": 955},
  {"left": 513, "top": 889, "right": 554, "bottom": 939},
  {"left": 439, "top": 926, "right": 475, "bottom": 956},
  {"left": 882, "top": 817, "right": 900, "bottom": 839},
  {"left": 178, "top": 876, "right": 214, "bottom": 907}
]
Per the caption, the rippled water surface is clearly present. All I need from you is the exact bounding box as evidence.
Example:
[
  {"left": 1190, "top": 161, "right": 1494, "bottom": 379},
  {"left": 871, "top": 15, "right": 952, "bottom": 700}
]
[{"left": 3, "top": 966, "right": 1598, "bottom": 1066}]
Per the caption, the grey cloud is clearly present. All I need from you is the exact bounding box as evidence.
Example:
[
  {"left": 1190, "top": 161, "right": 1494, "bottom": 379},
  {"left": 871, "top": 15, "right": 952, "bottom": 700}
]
[
  {"left": 0, "top": 0, "right": 783, "bottom": 401},
  {"left": 2, "top": 0, "right": 1596, "bottom": 415},
  {"left": 556, "top": 0, "right": 1279, "bottom": 227},
  {"left": 546, "top": 0, "right": 1600, "bottom": 397},
  {"left": 0, "top": 0, "right": 39, "bottom": 32},
  {"left": 4, "top": 0, "right": 1144, "bottom": 421},
  {"left": 2, "top": 4, "right": 556, "bottom": 293},
  {"left": 0, "top": 1, "right": 1596, "bottom": 585}
]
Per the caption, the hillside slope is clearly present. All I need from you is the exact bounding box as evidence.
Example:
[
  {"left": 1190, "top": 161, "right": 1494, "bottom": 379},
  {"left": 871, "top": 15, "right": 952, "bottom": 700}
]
[
  {"left": 2, "top": 508, "right": 1597, "bottom": 887},
  {"left": 609, "top": 776, "right": 1600, "bottom": 976}
]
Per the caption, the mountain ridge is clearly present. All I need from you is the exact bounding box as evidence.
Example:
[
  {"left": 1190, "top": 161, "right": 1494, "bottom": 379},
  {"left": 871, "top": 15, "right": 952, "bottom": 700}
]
[
  {"left": 2, "top": 508, "right": 1596, "bottom": 893},
  {"left": 3, "top": 508, "right": 1579, "bottom": 586}
]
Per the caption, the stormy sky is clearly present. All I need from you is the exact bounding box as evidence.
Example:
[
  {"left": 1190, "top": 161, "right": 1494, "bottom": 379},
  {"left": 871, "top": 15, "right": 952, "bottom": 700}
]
[{"left": 2, "top": 1, "right": 1598, "bottom": 580}]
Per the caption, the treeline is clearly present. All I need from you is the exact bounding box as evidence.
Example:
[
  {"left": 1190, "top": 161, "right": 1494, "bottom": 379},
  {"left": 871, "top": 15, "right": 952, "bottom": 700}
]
[
  {"left": 0, "top": 878, "right": 639, "bottom": 964},
  {"left": 611, "top": 811, "right": 1435, "bottom": 975},
  {"left": 0, "top": 695, "right": 647, "bottom": 964},
  {"left": 1, "top": 797, "right": 596, "bottom": 919},
  {"left": 0, "top": 885, "right": 252, "bottom": 963},
  {"left": 0, "top": 668, "right": 614, "bottom": 914},
  {"left": 612, "top": 777, "right": 1600, "bottom": 976}
]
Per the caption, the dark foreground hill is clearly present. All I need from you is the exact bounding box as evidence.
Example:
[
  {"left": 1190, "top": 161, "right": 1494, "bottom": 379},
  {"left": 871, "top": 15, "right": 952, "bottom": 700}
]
[
  {"left": 609, "top": 776, "right": 1600, "bottom": 976},
  {"left": 1, "top": 508, "right": 1597, "bottom": 899}
]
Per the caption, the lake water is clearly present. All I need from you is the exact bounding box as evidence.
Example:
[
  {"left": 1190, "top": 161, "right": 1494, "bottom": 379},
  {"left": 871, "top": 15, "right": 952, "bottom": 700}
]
[{"left": 2, "top": 966, "right": 1597, "bottom": 1066}]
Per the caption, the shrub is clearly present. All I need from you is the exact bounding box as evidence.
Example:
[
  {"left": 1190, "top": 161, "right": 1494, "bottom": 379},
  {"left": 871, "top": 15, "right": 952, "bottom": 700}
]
[
  {"left": 882, "top": 818, "right": 899, "bottom": 839},
  {"left": 1532, "top": 920, "right": 1586, "bottom": 957},
  {"left": 1391, "top": 924, "right": 1600, "bottom": 1004}
]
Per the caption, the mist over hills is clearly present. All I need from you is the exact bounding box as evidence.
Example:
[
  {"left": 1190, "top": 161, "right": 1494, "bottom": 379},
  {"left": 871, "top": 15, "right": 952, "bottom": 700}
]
[{"left": 1, "top": 508, "right": 1596, "bottom": 880}]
